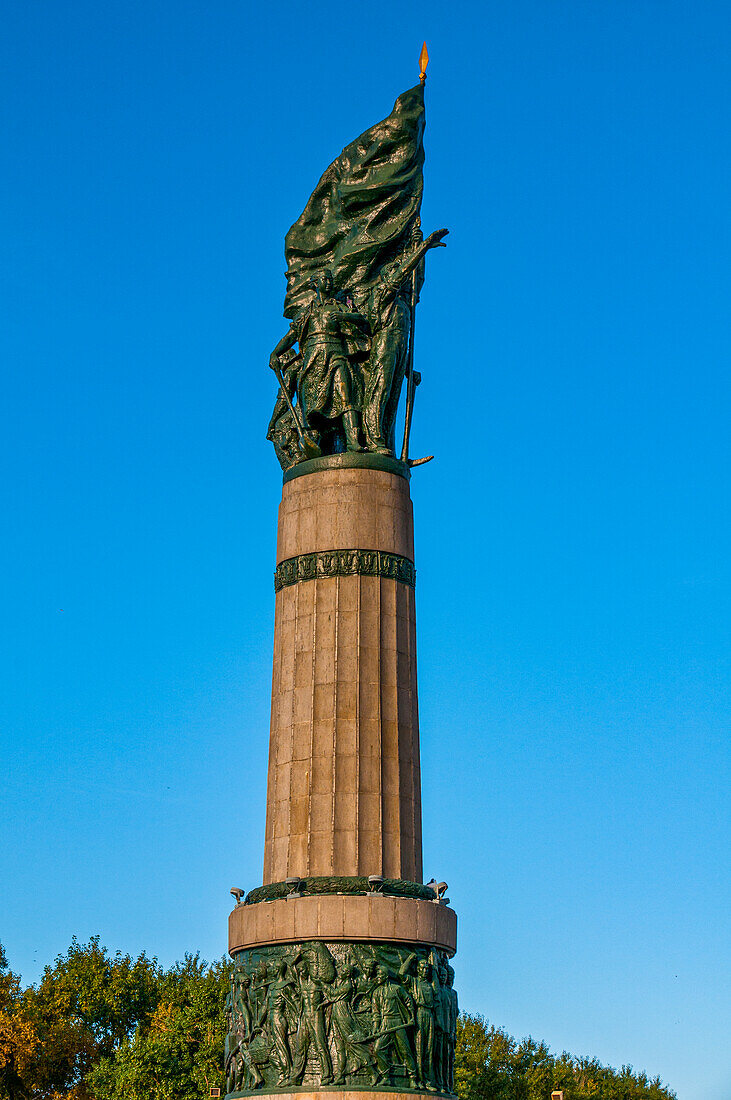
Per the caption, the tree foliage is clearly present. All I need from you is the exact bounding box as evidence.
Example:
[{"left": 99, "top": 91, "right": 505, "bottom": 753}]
[
  {"left": 1, "top": 941, "right": 675, "bottom": 1100},
  {"left": 88, "top": 953, "right": 228, "bottom": 1100},
  {"left": 1, "top": 937, "right": 160, "bottom": 1100},
  {"left": 455, "top": 1014, "right": 676, "bottom": 1100},
  {"left": 1, "top": 943, "right": 38, "bottom": 1100}
]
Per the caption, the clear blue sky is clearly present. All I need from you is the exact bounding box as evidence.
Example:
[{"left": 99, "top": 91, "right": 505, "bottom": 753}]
[{"left": 2, "top": 2, "right": 729, "bottom": 1097}]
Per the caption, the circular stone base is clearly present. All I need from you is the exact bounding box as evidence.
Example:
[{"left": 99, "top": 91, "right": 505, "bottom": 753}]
[{"left": 228, "top": 895, "right": 457, "bottom": 956}]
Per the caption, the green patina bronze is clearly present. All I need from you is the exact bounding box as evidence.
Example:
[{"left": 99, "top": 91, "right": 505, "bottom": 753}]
[
  {"left": 267, "top": 83, "right": 448, "bottom": 471},
  {"left": 244, "top": 878, "right": 434, "bottom": 906},
  {"left": 282, "top": 451, "right": 410, "bottom": 485},
  {"left": 274, "top": 551, "right": 415, "bottom": 594},
  {"left": 225, "top": 941, "right": 457, "bottom": 1098}
]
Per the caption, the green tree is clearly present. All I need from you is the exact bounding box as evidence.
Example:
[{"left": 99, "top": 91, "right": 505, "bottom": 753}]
[
  {"left": 0, "top": 942, "right": 38, "bottom": 1100},
  {"left": 88, "top": 953, "right": 229, "bottom": 1100},
  {"left": 17, "top": 937, "right": 159, "bottom": 1100},
  {"left": 455, "top": 1014, "right": 676, "bottom": 1100}
]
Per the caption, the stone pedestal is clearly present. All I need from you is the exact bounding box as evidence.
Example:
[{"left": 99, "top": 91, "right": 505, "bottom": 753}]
[{"left": 227, "top": 456, "right": 457, "bottom": 1100}]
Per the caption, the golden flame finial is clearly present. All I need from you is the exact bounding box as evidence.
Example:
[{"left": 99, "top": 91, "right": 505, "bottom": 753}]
[{"left": 419, "top": 42, "right": 429, "bottom": 84}]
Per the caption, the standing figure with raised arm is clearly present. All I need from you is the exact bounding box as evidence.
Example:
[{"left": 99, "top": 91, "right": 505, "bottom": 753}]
[
  {"left": 362, "top": 226, "right": 448, "bottom": 455},
  {"left": 288, "top": 956, "right": 334, "bottom": 1086},
  {"left": 413, "top": 958, "right": 438, "bottom": 1091},
  {"left": 371, "top": 964, "right": 419, "bottom": 1088}
]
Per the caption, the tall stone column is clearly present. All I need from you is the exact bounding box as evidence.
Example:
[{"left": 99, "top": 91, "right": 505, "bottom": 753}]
[
  {"left": 227, "top": 454, "right": 458, "bottom": 1100},
  {"left": 264, "top": 460, "right": 422, "bottom": 885}
]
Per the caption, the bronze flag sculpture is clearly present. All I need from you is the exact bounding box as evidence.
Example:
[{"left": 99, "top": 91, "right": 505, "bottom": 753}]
[{"left": 268, "top": 65, "right": 448, "bottom": 468}]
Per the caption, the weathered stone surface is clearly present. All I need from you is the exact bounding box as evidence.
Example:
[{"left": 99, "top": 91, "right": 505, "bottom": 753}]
[
  {"left": 229, "top": 896, "right": 457, "bottom": 956},
  {"left": 264, "top": 468, "right": 422, "bottom": 885},
  {"left": 276, "top": 467, "right": 415, "bottom": 563}
]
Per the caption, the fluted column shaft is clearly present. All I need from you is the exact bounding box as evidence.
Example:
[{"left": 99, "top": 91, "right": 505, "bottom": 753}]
[{"left": 263, "top": 466, "right": 422, "bottom": 884}]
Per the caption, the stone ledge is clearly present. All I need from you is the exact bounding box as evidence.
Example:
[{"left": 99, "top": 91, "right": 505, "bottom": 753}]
[{"left": 228, "top": 895, "right": 456, "bottom": 956}]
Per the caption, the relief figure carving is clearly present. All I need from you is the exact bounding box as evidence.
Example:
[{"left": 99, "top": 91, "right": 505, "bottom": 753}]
[
  {"left": 289, "top": 954, "right": 334, "bottom": 1086},
  {"left": 226, "top": 940, "right": 456, "bottom": 1097},
  {"left": 371, "top": 964, "right": 419, "bottom": 1089}
]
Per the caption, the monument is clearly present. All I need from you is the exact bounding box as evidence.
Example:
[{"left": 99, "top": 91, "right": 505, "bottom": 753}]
[{"left": 226, "top": 47, "right": 458, "bottom": 1100}]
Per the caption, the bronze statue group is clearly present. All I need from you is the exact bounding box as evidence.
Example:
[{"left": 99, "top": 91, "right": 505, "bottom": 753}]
[
  {"left": 225, "top": 942, "right": 458, "bottom": 1095},
  {"left": 267, "top": 225, "right": 448, "bottom": 469}
]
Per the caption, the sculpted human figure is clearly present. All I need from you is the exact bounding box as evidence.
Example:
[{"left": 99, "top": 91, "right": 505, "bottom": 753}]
[
  {"left": 329, "top": 956, "right": 379, "bottom": 1085},
  {"left": 362, "top": 226, "right": 448, "bottom": 455},
  {"left": 261, "top": 957, "right": 297, "bottom": 1085},
  {"left": 413, "top": 958, "right": 437, "bottom": 1091},
  {"left": 396, "top": 951, "right": 433, "bottom": 1091},
  {"left": 289, "top": 956, "right": 334, "bottom": 1086},
  {"left": 251, "top": 960, "right": 272, "bottom": 1025},
  {"left": 232, "top": 973, "right": 264, "bottom": 1091},
  {"left": 230, "top": 975, "right": 248, "bottom": 1091},
  {"left": 430, "top": 956, "right": 447, "bottom": 1091},
  {"left": 225, "top": 987, "right": 236, "bottom": 1094},
  {"left": 270, "top": 270, "right": 368, "bottom": 454},
  {"left": 356, "top": 951, "right": 378, "bottom": 998},
  {"left": 435, "top": 958, "right": 453, "bottom": 1093},
  {"left": 371, "top": 963, "right": 419, "bottom": 1088},
  {"left": 446, "top": 963, "right": 458, "bottom": 1093},
  {"left": 266, "top": 348, "right": 306, "bottom": 470}
]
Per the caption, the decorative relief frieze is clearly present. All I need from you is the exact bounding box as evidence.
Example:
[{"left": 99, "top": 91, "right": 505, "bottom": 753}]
[
  {"left": 274, "top": 549, "right": 416, "bottom": 593},
  {"left": 225, "top": 941, "right": 457, "bottom": 1098}
]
